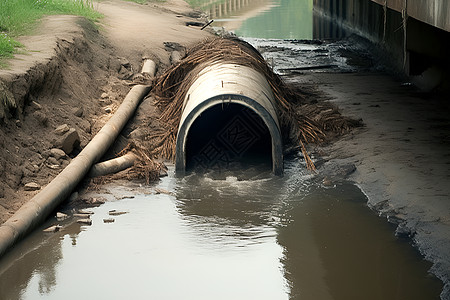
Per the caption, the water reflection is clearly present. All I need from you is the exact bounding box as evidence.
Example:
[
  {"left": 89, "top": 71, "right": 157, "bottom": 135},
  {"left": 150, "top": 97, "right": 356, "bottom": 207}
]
[
  {"left": 0, "top": 163, "right": 442, "bottom": 299},
  {"left": 0, "top": 222, "right": 82, "bottom": 300},
  {"left": 191, "top": 0, "right": 349, "bottom": 40}
]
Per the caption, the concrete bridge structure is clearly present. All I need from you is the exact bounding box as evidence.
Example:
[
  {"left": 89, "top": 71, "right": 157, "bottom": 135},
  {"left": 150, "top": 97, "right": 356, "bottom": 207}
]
[{"left": 314, "top": 0, "right": 450, "bottom": 89}]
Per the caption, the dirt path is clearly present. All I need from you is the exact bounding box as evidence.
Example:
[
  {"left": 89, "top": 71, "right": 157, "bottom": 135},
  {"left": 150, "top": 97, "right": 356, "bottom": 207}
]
[{"left": 97, "top": 0, "right": 210, "bottom": 69}]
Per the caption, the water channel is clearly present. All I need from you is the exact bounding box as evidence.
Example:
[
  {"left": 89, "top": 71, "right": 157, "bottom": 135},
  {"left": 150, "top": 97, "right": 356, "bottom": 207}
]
[{"left": 0, "top": 0, "right": 444, "bottom": 299}]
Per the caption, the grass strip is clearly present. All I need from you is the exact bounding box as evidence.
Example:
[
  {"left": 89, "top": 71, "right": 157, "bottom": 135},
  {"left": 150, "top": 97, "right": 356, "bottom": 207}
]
[{"left": 0, "top": 0, "right": 102, "bottom": 61}]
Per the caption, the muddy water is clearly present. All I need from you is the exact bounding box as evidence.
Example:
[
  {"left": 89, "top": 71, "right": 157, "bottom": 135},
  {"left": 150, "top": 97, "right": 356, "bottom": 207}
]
[
  {"left": 0, "top": 161, "right": 442, "bottom": 299},
  {"left": 0, "top": 1, "right": 443, "bottom": 299}
]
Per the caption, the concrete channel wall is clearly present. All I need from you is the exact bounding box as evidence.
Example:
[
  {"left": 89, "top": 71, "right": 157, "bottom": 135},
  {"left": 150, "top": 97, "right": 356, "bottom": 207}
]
[
  {"left": 370, "top": 0, "right": 450, "bottom": 33},
  {"left": 314, "top": 0, "right": 450, "bottom": 89}
]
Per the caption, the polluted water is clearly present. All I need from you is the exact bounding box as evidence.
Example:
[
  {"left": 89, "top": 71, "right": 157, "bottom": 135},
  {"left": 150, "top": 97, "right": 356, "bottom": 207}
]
[{"left": 0, "top": 0, "right": 444, "bottom": 299}]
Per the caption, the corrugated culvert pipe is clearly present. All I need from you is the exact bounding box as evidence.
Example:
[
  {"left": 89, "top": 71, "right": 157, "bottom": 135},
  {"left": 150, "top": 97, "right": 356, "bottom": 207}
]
[{"left": 175, "top": 62, "right": 283, "bottom": 175}]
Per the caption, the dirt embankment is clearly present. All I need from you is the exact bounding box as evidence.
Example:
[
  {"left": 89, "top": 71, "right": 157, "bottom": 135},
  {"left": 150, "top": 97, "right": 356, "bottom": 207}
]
[{"left": 0, "top": 0, "right": 212, "bottom": 224}]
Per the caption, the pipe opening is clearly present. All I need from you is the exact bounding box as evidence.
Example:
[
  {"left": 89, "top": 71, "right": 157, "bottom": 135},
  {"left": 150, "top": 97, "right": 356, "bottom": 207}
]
[{"left": 185, "top": 103, "right": 272, "bottom": 172}]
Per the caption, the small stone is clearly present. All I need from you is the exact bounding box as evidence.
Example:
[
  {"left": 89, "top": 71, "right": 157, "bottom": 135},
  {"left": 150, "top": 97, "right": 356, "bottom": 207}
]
[
  {"left": 103, "top": 218, "right": 115, "bottom": 223},
  {"left": 59, "top": 128, "right": 80, "bottom": 154},
  {"left": 55, "top": 124, "right": 70, "bottom": 135},
  {"left": 77, "top": 219, "right": 92, "bottom": 226},
  {"left": 43, "top": 225, "right": 62, "bottom": 233},
  {"left": 84, "top": 197, "right": 106, "bottom": 205},
  {"left": 74, "top": 213, "right": 91, "bottom": 218},
  {"left": 33, "top": 111, "right": 48, "bottom": 126},
  {"left": 99, "top": 98, "right": 112, "bottom": 106},
  {"left": 24, "top": 182, "right": 40, "bottom": 191},
  {"left": 101, "top": 92, "right": 108, "bottom": 99},
  {"left": 50, "top": 148, "right": 66, "bottom": 160},
  {"left": 129, "top": 127, "right": 147, "bottom": 139},
  {"left": 108, "top": 210, "right": 128, "bottom": 216},
  {"left": 73, "top": 107, "right": 83, "bottom": 117},
  {"left": 119, "top": 57, "right": 131, "bottom": 68},
  {"left": 47, "top": 157, "right": 59, "bottom": 166},
  {"left": 78, "top": 119, "right": 91, "bottom": 134},
  {"left": 105, "top": 107, "right": 112, "bottom": 114},
  {"left": 56, "top": 212, "right": 69, "bottom": 220}
]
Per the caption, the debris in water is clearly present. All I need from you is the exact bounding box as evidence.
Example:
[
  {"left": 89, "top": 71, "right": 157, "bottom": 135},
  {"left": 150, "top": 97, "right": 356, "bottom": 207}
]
[
  {"left": 43, "top": 225, "right": 62, "bottom": 233},
  {"left": 73, "top": 213, "right": 91, "bottom": 218},
  {"left": 154, "top": 188, "right": 173, "bottom": 195},
  {"left": 56, "top": 212, "right": 69, "bottom": 220},
  {"left": 77, "top": 219, "right": 92, "bottom": 225},
  {"left": 118, "top": 195, "right": 135, "bottom": 200},
  {"left": 109, "top": 210, "right": 128, "bottom": 216},
  {"left": 103, "top": 218, "right": 115, "bottom": 223}
]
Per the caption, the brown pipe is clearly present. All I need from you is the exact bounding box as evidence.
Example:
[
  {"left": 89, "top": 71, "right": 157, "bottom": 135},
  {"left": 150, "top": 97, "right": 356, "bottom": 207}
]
[{"left": 88, "top": 152, "right": 137, "bottom": 178}]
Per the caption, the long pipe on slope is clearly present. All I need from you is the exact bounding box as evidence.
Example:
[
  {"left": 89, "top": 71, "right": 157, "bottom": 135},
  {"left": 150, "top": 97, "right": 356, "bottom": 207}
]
[{"left": 0, "top": 84, "right": 151, "bottom": 257}]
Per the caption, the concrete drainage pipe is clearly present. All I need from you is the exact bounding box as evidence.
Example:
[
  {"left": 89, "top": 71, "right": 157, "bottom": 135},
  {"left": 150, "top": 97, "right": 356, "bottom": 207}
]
[{"left": 175, "top": 63, "right": 283, "bottom": 175}]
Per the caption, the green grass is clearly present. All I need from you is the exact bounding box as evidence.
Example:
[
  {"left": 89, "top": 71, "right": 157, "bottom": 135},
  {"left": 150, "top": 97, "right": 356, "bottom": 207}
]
[{"left": 0, "top": 0, "right": 102, "bottom": 61}]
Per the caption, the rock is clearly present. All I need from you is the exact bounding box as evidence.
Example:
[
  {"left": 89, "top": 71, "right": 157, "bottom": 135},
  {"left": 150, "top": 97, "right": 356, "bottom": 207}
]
[
  {"left": 78, "top": 119, "right": 91, "bottom": 133},
  {"left": 50, "top": 148, "right": 66, "bottom": 160},
  {"left": 108, "top": 210, "right": 128, "bottom": 216},
  {"left": 55, "top": 124, "right": 70, "bottom": 135},
  {"left": 105, "top": 107, "right": 112, "bottom": 114},
  {"left": 129, "top": 127, "right": 147, "bottom": 140},
  {"left": 101, "top": 92, "right": 108, "bottom": 99},
  {"left": 84, "top": 197, "right": 106, "bottom": 205},
  {"left": 47, "top": 156, "right": 59, "bottom": 166},
  {"left": 103, "top": 218, "right": 115, "bottom": 223},
  {"left": 56, "top": 212, "right": 69, "bottom": 220},
  {"left": 74, "top": 213, "right": 91, "bottom": 218},
  {"left": 77, "top": 219, "right": 92, "bottom": 225},
  {"left": 99, "top": 98, "right": 112, "bottom": 106},
  {"left": 24, "top": 182, "right": 40, "bottom": 191},
  {"left": 59, "top": 128, "right": 80, "bottom": 154},
  {"left": 73, "top": 107, "right": 83, "bottom": 117},
  {"left": 119, "top": 57, "right": 131, "bottom": 69},
  {"left": 43, "top": 225, "right": 62, "bottom": 233},
  {"left": 118, "top": 65, "right": 133, "bottom": 80},
  {"left": 78, "top": 209, "right": 94, "bottom": 215},
  {"left": 395, "top": 222, "right": 415, "bottom": 238}
]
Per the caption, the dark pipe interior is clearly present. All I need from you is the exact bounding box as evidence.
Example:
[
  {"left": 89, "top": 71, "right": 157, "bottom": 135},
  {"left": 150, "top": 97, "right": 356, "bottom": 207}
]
[{"left": 186, "top": 103, "right": 272, "bottom": 172}]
